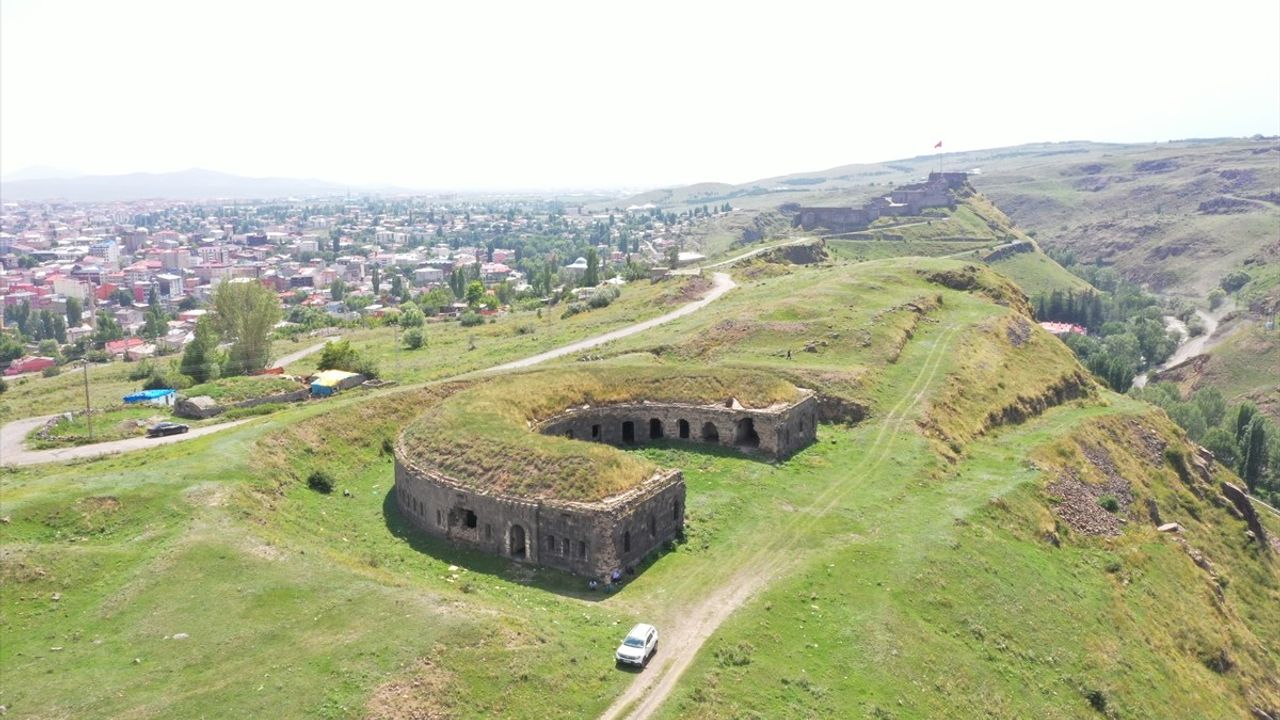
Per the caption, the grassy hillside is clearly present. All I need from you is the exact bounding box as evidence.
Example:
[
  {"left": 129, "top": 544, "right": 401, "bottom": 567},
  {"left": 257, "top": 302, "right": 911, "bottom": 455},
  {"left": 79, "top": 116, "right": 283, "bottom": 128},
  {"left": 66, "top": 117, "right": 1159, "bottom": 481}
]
[{"left": 2, "top": 249, "right": 1276, "bottom": 719}]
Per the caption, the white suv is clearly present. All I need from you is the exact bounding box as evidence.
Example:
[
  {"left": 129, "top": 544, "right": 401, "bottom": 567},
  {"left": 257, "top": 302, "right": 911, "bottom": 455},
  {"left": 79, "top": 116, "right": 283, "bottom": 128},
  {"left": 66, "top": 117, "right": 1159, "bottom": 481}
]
[{"left": 615, "top": 623, "right": 659, "bottom": 667}]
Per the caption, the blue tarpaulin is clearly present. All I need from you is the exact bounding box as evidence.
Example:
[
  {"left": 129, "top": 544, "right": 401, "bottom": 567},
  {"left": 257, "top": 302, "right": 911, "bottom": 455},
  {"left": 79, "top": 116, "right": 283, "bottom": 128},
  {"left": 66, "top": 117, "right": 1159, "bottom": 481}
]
[{"left": 123, "top": 388, "right": 176, "bottom": 404}]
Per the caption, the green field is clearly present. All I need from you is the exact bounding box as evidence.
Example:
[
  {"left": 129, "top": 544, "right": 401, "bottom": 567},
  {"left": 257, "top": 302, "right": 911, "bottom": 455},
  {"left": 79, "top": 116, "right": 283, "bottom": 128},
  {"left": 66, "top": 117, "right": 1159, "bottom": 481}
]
[{"left": 2, "top": 249, "right": 1276, "bottom": 719}]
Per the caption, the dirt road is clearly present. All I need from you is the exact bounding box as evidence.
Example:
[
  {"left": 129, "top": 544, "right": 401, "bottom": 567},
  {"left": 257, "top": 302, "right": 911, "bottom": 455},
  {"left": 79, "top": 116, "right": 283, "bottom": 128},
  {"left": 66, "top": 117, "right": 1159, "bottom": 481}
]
[
  {"left": 482, "top": 272, "right": 736, "bottom": 374},
  {"left": 272, "top": 335, "right": 341, "bottom": 369},
  {"left": 598, "top": 324, "right": 962, "bottom": 720},
  {"left": 0, "top": 417, "right": 252, "bottom": 467},
  {"left": 0, "top": 271, "right": 740, "bottom": 467}
]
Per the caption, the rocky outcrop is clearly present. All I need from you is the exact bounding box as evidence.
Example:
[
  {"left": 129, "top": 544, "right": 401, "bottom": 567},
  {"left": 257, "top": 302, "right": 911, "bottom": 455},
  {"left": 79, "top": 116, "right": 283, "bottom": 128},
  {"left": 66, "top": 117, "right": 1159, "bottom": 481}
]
[{"left": 1221, "top": 481, "right": 1270, "bottom": 552}]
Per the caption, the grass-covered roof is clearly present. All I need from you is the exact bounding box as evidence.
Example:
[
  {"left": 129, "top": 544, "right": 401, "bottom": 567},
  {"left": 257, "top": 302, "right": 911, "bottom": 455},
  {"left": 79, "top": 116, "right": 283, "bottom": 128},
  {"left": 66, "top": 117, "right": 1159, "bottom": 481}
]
[{"left": 397, "top": 366, "right": 800, "bottom": 503}]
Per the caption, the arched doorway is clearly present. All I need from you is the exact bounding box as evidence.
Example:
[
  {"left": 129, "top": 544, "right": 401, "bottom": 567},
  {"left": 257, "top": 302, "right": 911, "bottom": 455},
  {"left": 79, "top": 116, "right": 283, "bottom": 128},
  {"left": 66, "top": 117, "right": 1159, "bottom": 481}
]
[
  {"left": 650, "top": 418, "right": 663, "bottom": 439},
  {"left": 701, "top": 421, "right": 719, "bottom": 442},
  {"left": 735, "top": 418, "right": 760, "bottom": 448},
  {"left": 509, "top": 524, "right": 527, "bottom": 559},
  {"left": 678, "top": 419, "right": 690, "bottom": 439},
  {"left": 622, "top": 421, "right": 636, "bottom": 444}
]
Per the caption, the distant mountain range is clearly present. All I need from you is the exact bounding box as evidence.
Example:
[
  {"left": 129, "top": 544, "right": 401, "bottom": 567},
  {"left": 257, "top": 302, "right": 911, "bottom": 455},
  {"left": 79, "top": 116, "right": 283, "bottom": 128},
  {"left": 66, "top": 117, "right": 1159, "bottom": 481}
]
[{"left": 0, "top": 168, "right": 413, "bottom": 202}]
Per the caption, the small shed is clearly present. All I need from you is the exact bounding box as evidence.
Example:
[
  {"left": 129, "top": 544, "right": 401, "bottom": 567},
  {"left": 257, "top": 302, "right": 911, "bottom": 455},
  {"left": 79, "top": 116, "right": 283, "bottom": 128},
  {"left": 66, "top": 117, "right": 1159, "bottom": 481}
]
[
  {"left": 310, "top": 369, "right": 365, "bottom": 396},
  {"left": 123, "top": 388, "right": 176, "bottom": 406}
]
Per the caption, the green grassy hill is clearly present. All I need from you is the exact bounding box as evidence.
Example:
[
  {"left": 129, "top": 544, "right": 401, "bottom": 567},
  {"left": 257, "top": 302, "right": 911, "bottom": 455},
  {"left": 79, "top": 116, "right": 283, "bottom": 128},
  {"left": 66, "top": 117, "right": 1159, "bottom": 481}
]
[{"left": 3, "top": 247, "right": 1276, "bottom": 719}]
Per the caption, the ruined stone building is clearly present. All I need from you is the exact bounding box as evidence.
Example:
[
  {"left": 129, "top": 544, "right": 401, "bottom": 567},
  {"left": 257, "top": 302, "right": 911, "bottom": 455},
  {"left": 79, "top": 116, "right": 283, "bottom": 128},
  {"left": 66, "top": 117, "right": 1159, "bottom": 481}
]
[
  {"left": 393, "top": 390, "right": 818, "bottom": 578},
  {"left": 795, "top": 172, "right": 967, "bottom": 232}
]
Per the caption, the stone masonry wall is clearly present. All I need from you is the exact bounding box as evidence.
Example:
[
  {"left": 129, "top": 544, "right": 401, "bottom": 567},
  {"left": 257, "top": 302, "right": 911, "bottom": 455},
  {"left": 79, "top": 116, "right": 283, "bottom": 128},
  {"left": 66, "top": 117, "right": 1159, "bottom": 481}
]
[
  {"left": 534, "top": 393, "right": 818, "bottom": 459},
  {"left": 394, "top": 455, "right": 685, "bottom": 578}
]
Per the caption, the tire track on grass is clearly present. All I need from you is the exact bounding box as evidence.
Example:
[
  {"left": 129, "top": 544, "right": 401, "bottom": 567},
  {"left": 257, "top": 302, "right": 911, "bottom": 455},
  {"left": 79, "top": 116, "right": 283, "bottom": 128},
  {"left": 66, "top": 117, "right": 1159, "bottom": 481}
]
[{"left": 600, "top": 323, "right": 962, "bottom": 720}]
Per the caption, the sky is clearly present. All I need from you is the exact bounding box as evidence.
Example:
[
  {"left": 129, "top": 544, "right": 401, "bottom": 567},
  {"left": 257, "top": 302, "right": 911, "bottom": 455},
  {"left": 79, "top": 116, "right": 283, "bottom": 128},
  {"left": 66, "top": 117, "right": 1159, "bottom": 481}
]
[{"left": 2, "top": 0, "right": 1278, "bottom": 190}]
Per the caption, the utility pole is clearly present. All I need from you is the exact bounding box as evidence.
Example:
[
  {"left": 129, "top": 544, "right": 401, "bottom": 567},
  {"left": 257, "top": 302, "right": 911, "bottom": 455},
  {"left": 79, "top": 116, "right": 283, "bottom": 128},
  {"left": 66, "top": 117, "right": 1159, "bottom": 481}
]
[{"left": 82, "top": 359, "right": 93, "bottom": 442}]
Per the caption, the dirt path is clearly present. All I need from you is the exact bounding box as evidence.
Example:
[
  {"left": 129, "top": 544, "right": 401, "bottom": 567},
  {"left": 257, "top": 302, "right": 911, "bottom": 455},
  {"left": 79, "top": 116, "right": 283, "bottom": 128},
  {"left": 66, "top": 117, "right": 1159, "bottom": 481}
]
[
  {"left": 482, "top": 272, "right": 736, "bottom": 374},
  {"left": 272, "top": 335, "right": 341, "bottom": 369},
  {"left": 1, "top": 270, "right": 742, "bottom": 467},
  {"left": 599, "top": 324, "right": 961, "bottom": 720},
  {"left": 0, "top": 417, "right": 252, "bottom": 467}
]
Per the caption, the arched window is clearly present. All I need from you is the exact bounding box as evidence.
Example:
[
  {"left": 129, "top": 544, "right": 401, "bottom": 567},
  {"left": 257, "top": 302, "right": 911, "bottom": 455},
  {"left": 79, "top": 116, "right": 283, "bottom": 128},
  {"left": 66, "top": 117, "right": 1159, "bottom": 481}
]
[
  {"left": 678, "top": 419, "right": 690, "bottom": 439},
  {"left": 547, "top": 534, "right": 557, "bottom": 552}
]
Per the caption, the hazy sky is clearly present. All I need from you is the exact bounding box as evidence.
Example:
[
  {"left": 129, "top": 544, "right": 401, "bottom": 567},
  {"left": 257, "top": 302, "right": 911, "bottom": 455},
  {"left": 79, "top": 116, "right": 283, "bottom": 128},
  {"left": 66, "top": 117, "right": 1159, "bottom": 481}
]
[{"left": 2, "top": 0, "right": 1278, "bottom": 189}]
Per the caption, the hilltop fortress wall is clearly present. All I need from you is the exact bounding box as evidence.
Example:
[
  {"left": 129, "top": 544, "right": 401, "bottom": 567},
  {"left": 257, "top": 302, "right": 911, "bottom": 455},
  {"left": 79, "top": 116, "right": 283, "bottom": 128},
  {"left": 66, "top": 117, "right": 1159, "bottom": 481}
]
[
  {"left": 393, "top": 393, "right": 817, "bottom": 578},
  {"left": 796, "top": 171, "right": 969, "bottom": 232}
]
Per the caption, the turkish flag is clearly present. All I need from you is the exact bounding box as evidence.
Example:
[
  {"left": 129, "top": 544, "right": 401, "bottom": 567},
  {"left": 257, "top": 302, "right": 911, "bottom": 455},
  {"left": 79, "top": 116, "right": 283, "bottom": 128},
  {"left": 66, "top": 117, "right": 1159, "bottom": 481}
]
[{"left": 934, "top": 141, "right": 943, "bottom": 149}]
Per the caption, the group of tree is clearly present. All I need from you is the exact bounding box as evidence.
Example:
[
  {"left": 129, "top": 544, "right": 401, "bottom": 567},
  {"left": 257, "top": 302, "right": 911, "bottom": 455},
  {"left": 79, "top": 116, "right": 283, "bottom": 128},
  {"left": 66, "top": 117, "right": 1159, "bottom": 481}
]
[
  {"left": 1131, "top": 383, "right": 1280, "bottom": 506},
  {"left": 179, "top": 280, "right": 281, "bottom": 382},
  {"left": 315, "top": 339, "right": 379, "bottom": 378},
  {"left": 1038, "top": 256, "right": 1180, "bottom": 392},
  {"left": 4, "top": 301, "right": 68, "bottom": 344}
]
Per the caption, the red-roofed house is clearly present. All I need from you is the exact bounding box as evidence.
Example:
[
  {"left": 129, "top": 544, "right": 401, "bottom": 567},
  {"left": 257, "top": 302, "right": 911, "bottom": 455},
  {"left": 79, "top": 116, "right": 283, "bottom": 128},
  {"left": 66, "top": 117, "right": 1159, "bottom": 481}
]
[
  {"left": 4, "top": 356, "right": 56, "bottom": 376},
  {"left": 105, "top": 337, "right": 146, "bottom": 357}
]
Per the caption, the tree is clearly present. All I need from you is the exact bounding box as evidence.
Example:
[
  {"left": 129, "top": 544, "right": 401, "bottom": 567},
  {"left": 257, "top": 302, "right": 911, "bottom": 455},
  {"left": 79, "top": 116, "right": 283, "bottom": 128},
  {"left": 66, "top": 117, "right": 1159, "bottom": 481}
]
[
  {"left": 372, "top": 265, "right": 382, "bottom": 295},
  {"left": 330, "top": 278, "right": 347, "bottom": 301},
  {"left": 317, "top": 339, "right": 360, "bottom": 371},
  {"left": 92, "top": 310, "right": 123, "bottom": 347},
  {"left": 1240, "top": 417, "right": 1268, "bottom": 491},
  {"left": 465, "top": 280, "right": 485, "bottom": 307},
  {"left": 65, "top": 296, "right": 83, "bottom": 327},
  {"left": 583, "top": 248, "right": 600, "bottom": 287},
  {"left": 180, "top": 315, "right": 223, "bottom": 383},
  {"left": 1203, "top": 426, "right": 1239, "bottom": 469},
  {"left": 398, "top": 303, "right": 425, "bottom": 328},
  {"left": 212, "top": 280, "right": 282, "bottom": 376},
  {"left": 403, "top": 327, "right": 425, "bottom": 349}
]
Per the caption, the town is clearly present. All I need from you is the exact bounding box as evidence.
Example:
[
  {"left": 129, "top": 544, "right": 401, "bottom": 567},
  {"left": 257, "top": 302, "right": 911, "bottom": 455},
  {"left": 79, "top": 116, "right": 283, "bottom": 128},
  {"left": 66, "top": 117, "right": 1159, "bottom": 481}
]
[{"left": 0, "top": 195, "right": 733, "bottom": 379}]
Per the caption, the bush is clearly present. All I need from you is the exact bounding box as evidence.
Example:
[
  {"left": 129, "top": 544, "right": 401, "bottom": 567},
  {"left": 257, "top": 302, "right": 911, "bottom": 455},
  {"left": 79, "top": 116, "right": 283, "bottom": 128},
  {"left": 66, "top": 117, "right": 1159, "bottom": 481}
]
[
  {"left": 42, "top": 365, "right": 61, "bottom": 378},
  {"left": 128, "top": 360, "right": 155, "bottom": 381},
  {"left": 352, "top": 356, "right": 380, "bottom": 379},
  {"left": 514, "top": 323, "right": 536, "bottom": 336},
  {"left": 1208, "top": 288, "right": 1226, "bottom": 310},
  {"left": 560, "top": 303, "right": 585, "bottom": 319},
  {"left": 0, "top": 376, "right": 6, "bottom": 395},
  {"left": 307, "top": 470, "right": 335, "bottom": 494},
  {"left": 403, "top": 327, "right": 425, "bottom": 349},
  {"left": 1098, "top": 495, "right": 1120, "bottom": 513},
  {"left": 459, "top": 312, "right": 484, "bottom": 327},
  {"left": 1220, "top": 271, "right": 1251, "bottom": 293}
]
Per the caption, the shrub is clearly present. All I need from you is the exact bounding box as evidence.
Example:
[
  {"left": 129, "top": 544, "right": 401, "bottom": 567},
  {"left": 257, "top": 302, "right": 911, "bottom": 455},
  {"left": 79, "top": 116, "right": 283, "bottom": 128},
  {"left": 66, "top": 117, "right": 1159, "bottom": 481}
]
[
  {"left": 459, "top": 312, "right": 484, "bottom": 327},
  {"left": 307, "top": 470, "right": 335, "bottom": 494},
  {"left": 403, "top": 327, "right": 425, "bottom": 349},
  {"left": 1208, "top": 288, "right": 1226, "bottom": 310},
  {"left": 560, "top": 303, "right": 585, "bottom": 319},
  {"left": 1098, "top": 495, "right": 1120, "bottom": 513},
  {"left": 1220, "top": 271, "right": 1251, "bottom": 293},
  {"left": 128, "top": 360, "right": 155, "bottom": 381},
  {"left": 514, "top": 323, "right": 536, "bottom": 335},
  {"left": 42, "top": 365, "right": 61, "bottom": 378},
  {"left": 0, "top": 376, "right": 6, "bottom": 395}
]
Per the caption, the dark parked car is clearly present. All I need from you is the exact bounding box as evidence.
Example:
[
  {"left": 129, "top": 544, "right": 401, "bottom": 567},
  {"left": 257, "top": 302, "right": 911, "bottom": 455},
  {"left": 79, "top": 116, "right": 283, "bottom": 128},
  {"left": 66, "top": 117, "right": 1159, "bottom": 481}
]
[{"left": 146, "top": 422, "right": 190, "bottom": 438}]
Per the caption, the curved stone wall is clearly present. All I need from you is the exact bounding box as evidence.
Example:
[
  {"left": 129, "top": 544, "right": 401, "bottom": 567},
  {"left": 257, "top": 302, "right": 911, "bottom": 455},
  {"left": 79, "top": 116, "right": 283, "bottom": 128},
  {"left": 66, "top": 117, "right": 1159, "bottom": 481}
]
[
  {"left": 394, "top": 452, "right": 684, "bottom": 579},
  {"left": 534, "top": 392, "right": 818, "bottom": 458},
  {"left": 392, "top": 390, "right": 816, "bottom": 579}
]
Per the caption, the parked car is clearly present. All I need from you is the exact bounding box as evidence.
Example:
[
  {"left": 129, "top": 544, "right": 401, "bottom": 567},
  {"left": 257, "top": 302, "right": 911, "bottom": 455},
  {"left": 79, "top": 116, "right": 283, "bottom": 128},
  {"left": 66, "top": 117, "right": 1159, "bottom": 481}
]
[
  {"left": 146, "top": 422, "right": 190, "bottom": 438},
  {"left": 615, "top": 623, "right": 658, "bottom": 667}
]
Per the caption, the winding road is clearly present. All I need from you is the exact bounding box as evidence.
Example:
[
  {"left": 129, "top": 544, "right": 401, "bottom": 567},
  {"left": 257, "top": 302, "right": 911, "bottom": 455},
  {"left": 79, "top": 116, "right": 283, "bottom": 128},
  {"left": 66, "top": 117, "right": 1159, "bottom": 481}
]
[{"left": 0, "top": 262, "right": 746, "bottom": 468}]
